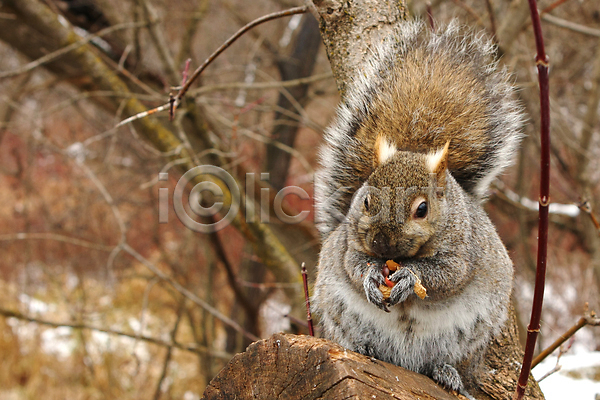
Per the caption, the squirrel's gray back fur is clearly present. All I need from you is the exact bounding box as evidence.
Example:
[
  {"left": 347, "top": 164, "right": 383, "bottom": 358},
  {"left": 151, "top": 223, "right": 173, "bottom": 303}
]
[{"left": 315, "top": 20, "right": 523, "bottom": 238}]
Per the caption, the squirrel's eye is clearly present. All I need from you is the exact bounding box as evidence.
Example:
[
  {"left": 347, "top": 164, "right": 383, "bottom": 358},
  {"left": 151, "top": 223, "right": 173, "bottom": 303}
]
[
  {"left": 364, "top": 194, "right": 370, "bottom": 211},
  {"left": 415, "top": 201, "right": 428, "bottom": 218}
]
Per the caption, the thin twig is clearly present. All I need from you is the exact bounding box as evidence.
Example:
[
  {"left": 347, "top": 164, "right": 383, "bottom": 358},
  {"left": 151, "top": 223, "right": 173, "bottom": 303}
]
[
  {"left": 578, "top": 201, "right": 600, "bottom": 234},
  {"left": 537, "top": 336, "right": 574, "bottom": 382},
  {"left": 513, "top": 0, "right": 550, "bottom": 398},
  {"left": 171, "top": 6, "right": 308, "bottom": 115},
  {"left": 0, "top": 307, "right": 231, "bottom": 359},
  {"left": 137, "top": 0, "right": 178, "bottom": 84},
  {"left": 152, "top": 299, "right": 185, "bottom": 400},
  {"left": 0, "top": 232, "right": 114, "bottom": 251},
  {"left": 532, "top": 311, "right": 600, "bottom": 368},
  {"left": 190, "top": 72, "right": 333, "bottom": 95},
  {"left": 492, "top": 181, "right": 579, "bottom": 217},
  {"left": 541, "top": 0, "right": 572, "bottom": 14},
  {"left": 284, "top": 313, "right": 309, "bottom": 329},
  {"left": 137, "top": 149, "right": 237, "bottom": 190},
  {"left": 451, "top": 0, "right": 485, "bottom": 27},
  {"left": 114, "top": 102, "right": 171, "bottom": 129},
  {"left": 485, "top": 0, "right": 497, "bottom": 38},
  {"left": 201, "top": 102, "right": 314, "bottom": 174},
  {"left": 99, "top": 46, "right": 162, "bottom": 97},
  {"left": 541, "top": 14, "right": 600, "bottom": 38},
  {"left": 301, "top": 263, "right": 314, "bottom": 336},
  {"left": 40, "top": 91, "right": 162, "bottom": 118},
  {"left": 536, "top": 341, "right": 568, "bottom": 383},
  {"left": 121, "top": 243, "right": 260, "bottom": 342}
]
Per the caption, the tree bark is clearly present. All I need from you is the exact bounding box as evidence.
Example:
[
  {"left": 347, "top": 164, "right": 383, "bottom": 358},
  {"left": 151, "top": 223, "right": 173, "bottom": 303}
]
[
  {"left": 309, "top": 0, "right": 408, "bottom": 96},
  {"left": 203, "top": 333, "right": 461, "bottom": 400}
]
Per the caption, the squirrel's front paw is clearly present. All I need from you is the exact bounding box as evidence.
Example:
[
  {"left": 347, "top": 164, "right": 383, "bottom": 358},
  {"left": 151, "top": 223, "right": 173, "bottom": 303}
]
[
  {"left": 363, "top": 266, "right": 389, "bottom": 312},
  {"left": 387, "top": 268, "right": 418, "bottom": 306},
  {"left": 432, "top": 363, "right": 463, "bottom": 392}
]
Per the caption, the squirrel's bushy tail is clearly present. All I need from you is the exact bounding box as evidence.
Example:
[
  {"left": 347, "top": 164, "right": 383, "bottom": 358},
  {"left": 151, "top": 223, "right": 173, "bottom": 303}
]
[{"left": 315, "top": 20, "right": 524, "bottom": 238}]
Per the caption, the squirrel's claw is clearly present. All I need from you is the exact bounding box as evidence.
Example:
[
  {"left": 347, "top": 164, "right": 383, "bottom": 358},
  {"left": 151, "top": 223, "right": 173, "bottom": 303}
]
[
  {"left": 387, "top": 268, "right": 417, "bottom": 306},
  {"left": 363, "top": 267, "right": 389, "bottom": 312},
  {"left": 432, "top": 363, "right": 464, "bottom": 393}
]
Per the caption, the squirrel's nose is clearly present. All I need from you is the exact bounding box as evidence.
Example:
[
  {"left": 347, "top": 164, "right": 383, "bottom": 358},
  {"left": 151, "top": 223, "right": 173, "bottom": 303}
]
[{"left": 371, "top": 232, "right": 392, "bottom": 257}]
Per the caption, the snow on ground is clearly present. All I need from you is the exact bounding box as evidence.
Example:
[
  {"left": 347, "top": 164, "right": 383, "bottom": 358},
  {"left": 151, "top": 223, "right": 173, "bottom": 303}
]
[{"left": 533, "top": 351, "right": 600, "bottom": 400}]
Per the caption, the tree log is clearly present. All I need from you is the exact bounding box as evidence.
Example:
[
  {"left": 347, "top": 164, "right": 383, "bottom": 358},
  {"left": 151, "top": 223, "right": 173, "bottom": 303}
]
[
  {"left": 203, "top": 333, "right": 461, "bottom": 400},
  {"left": 203, "top": 308, "right": 544, "bottom": 400}
]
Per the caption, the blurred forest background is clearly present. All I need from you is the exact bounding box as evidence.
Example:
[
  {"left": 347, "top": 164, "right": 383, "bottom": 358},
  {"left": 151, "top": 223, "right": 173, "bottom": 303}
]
[{"left": 0, "top": 0, "right": 599, "bottom": 398}]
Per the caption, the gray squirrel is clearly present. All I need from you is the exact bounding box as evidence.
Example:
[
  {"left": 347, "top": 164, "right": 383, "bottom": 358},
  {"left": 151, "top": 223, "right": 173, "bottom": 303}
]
[{"left": 313, "top": 20, "right": 523, "bottom": 394}]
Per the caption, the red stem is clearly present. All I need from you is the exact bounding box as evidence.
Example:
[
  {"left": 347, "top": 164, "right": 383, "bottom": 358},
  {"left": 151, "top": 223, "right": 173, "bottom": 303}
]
[
  {"left": 301, "top": 264, "right": 315, "bottom": 336},
  {"left": 513, "top": 1, "right": 550, "bottom": 399}
]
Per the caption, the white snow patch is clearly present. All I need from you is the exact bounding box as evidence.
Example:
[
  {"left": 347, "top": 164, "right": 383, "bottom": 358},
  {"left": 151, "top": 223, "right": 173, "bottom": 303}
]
[
  {"left": 41, "top": 326, "right": 76, "bottom": 359},
  {"left": 19, "top": 293, "right": 54, "bottom": 314},
  {"left": 92, "top": 328, "right": 151, "bottom": 364},
  {"left": 183, "top": 392, "right": 200, "bottom": 400},
  {"left": 533, "top": 351, "right": 600, "bottom": 400},
  {"left": 66, "top": 273, "right": 79, "bottom": 292},
  {"left": 259, "top": 292, "right": 291, "bottom": 337}
]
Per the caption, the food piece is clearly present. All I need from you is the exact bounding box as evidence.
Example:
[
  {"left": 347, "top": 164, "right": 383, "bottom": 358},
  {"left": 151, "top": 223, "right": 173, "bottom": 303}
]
[
  {"left": 413, "top": 277, "right": 427, "bottom": 299},
  {"left": 384, "top": 276, "right": 395, "bottom": 288},
  {"left": 386, "top": 259, "right": 400, "bottom": 271},
  {"left": 379, "top": 284, "right": 392, "bottom": 299},
  {"left": 378, "top": 261, "right": 428, "bottom": 301},
  {"left": 382, "top": 265, "right": 390, "bottom": 278}
]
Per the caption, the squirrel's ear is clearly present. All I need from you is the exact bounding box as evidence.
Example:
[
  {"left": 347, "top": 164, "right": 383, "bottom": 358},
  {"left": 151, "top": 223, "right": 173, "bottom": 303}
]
[
  {"left": 374, "top": 135, "right": 397, "bottom": 166},
  {"left": 426, "top": 140, "right": 450, "bottom": 185}
]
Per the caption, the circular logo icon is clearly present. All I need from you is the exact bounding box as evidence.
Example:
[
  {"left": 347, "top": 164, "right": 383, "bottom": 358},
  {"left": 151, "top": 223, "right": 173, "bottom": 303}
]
[{"left": 173, "top": 165, "right": 240, "bottom": 233}]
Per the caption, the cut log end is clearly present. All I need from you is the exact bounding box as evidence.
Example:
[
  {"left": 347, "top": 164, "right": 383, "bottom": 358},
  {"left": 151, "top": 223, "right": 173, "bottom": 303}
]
[{"left": 202, "top": 333, "right": 462, "bottom": 400}]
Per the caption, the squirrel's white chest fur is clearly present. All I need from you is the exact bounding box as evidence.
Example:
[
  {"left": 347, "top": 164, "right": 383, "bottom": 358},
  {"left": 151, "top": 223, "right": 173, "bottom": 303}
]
[{"left": 319, "top": 270, "right": 499, "bottom": 372}]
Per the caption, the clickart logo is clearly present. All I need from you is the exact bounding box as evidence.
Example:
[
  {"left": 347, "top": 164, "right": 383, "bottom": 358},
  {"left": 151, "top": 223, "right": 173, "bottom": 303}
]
[{"left": 158, "top": 166, "right": 311, "bottom": 233}]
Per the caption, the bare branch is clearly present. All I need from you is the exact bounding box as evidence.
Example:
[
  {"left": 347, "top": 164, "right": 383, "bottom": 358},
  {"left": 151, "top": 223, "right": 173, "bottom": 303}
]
[
  {"left": 137, "top": 0, "right": 178, "bottom": 83},
  {"left": 451, "top": 0, "right": 485, "bottom": 27},
  {"left": 176, "top": 0, "right": 210, "bottom": 66},
  {"left": 0, "top": 307, "right": 232, "bottom": 359},
  {"left": 152, "top": 299, "right": 185, "bottom": 400},
  {"left": 121, "top": 243, "right": 260, "bottom": 342},
  {"left": 532, "top": 310, "right": 600, "bottom": 368},
  {"left": 172, "top": 5, "right": 308, "bottom": 114},
  {"left": 542, "top": 14, "right": 600, "bottom": 38},
  {"left": 0, "top": 232, "right": 114, "bottom": 251},
  {"left": 190, "top": 72, "right": 333, "bottom": 95},
  {"left": 578, "top": 201, "right": 600, "bottom": 235},
  {"left": 202, "top": 102, "right": 314, "bottom": 174},
  {"left": 0, "top": 20, "right": 149, "bottom": 79}
]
